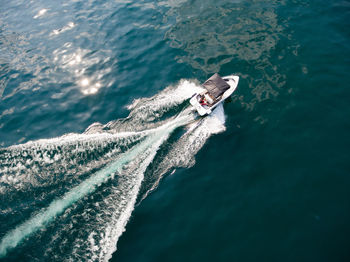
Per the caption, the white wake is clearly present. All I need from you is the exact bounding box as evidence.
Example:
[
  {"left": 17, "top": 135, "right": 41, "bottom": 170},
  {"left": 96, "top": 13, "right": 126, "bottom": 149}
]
[{"left": 0, "top": 80, "right": 227, "bottom": 261}]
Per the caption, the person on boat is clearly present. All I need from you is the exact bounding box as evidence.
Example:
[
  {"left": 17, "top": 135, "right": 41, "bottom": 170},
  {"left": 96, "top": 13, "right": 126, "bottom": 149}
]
[{"left": 200, "top": 96, "right": 208, "bottom": 106}]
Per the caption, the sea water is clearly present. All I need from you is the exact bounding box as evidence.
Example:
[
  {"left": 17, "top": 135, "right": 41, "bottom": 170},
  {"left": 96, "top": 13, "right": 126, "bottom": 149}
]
[{"left": 0, "top": 0, "right": 349, "bottom": 261}]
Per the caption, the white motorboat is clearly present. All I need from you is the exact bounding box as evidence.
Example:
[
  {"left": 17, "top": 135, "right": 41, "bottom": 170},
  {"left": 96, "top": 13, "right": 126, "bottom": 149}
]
[{"left": 190, "top": 73, "right": 239, "bottom": 116}]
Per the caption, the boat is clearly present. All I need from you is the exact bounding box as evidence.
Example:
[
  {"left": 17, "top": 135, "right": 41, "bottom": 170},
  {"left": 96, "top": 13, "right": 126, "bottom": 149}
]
[{"left": 190, "top": 73, "right": 239, "bottom": 116}]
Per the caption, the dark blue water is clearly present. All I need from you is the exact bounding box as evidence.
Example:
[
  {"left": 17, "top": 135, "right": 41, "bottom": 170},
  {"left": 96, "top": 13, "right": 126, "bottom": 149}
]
[{"left": 1, "top": 0, "right": 349, "bottom": 261}]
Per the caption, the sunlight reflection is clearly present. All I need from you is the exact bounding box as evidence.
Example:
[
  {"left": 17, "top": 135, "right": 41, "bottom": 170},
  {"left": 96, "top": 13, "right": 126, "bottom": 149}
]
[
  {"left": 80, "top": 81, "right": 101, "bottom": 95},
  {"left": 50, "top": 22, "right": 75, "bottom": 36},
  {"left": 53, "top": 44, "right": 111, "bottom": 96},
  {"left": 80, "top": 78, "right": 90, "bottom": 87},
  {"left": 33, "top": 9, "right": 48, "bottom": 19}
]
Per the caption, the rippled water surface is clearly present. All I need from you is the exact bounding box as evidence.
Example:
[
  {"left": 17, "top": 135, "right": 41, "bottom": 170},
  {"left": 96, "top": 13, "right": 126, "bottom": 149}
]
[{"left": 1, "top": 0, "right": 349, "bottom": 261}]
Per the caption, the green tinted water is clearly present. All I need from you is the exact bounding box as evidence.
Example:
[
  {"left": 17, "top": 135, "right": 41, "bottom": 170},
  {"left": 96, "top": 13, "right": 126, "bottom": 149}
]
[{"left": 0, "top": 0, "right": 349, "bottom": 261}]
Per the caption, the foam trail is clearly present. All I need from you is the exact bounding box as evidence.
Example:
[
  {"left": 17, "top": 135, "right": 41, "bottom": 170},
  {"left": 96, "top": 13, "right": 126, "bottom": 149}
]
[
  {"left": 0, "top": 79, "right": 225, "bottom": 261},
  {"left": 0, "top": 131, "right": 150, "bottom": 194},
  {"left": 139, "top": 104, "right": 226, "bottom": 201},
  {"left": 0, "top": 114, "right": 192, "bottom": 258}
]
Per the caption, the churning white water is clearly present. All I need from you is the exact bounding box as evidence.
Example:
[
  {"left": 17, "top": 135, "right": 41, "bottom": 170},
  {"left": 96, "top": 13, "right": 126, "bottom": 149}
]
[{"left": 0, "top": 80, "right": 227, "bottom": 260}]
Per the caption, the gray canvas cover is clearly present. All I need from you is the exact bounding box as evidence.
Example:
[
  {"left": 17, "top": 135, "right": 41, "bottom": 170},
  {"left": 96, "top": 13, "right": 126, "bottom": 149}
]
[{"left": 202, "top": 73, "right": 230, "bottom": 99}]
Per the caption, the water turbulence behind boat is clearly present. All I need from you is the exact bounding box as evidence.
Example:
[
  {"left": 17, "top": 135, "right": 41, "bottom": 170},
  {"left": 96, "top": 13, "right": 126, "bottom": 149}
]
[{"left": 0, "top": 79, "right": 229, "bottom": 261}]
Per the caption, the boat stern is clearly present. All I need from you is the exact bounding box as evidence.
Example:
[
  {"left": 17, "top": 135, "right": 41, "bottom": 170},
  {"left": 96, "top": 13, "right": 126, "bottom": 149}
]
[{"left": 190, "top": 94, "right": 211, "bottom": 116}]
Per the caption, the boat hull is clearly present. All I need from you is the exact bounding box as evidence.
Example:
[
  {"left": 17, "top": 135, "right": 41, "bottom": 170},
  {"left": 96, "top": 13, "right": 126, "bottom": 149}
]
[{"left": 190, "top": 75, "right": 239, "bottom": 116}]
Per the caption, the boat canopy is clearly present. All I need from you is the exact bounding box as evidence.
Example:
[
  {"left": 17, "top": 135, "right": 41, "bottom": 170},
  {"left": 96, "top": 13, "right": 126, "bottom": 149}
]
[{"left": 202, "top": 73, "right": 230, "bottom": 99}]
